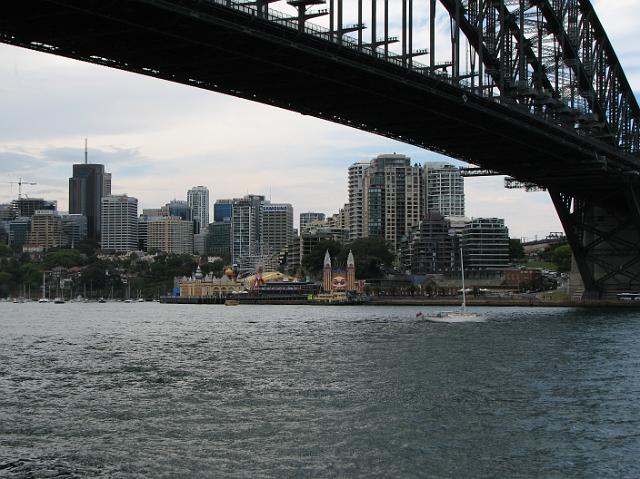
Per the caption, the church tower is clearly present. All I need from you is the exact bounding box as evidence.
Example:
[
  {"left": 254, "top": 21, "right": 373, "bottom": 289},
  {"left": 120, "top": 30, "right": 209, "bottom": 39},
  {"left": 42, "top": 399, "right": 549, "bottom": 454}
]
[
  {"left": 347, "top": 250, "right": 355, "bottom": 291},
  {"left": 323, "top": 250, "right": 332, "bottom": 292}
]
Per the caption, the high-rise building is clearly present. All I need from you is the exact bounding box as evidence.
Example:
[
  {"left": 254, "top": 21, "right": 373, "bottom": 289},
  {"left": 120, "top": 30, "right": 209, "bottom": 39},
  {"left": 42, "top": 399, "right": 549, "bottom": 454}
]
[
  {"left": 400, "top": 213, "right": 460, "bottom": 275},
  {"left": 103, "top": 172, "right": 112, "bottom": 196},
  {"left": 462, "top": 218, "right": 510, "bottom": 270},
  {"left": 147, "top": 216, "right": 194, "bottom": 254},
  {"left": 8, "top": 217, "right": 31, "bottom": 249},
  {"left": 61, "top": 214, "right": 88, "bottom": 247},
  {"left": 69, "top": 163, "right": 105, "bottom": 241},
  {"left": 206, "top": 222, "right": 232, "bottom": 262},
  {"left": 231, "top": 194, "right": 264, "bottom": 264},
  {"left": 424, "top": 162, "right": 465, "bottom": 217},
  {"left": 0, "top": 204, "right": 16, "bottom": 221},
  {"left": 348, "top": 161, "right": 370, "bottom": 240},
  {"left": 162, "top": 200, "right": 192, "bottom": 221},
  {"left": 214, "top": 199, "right": 233, "bottom": 223},
  {"left": 27, "top": 210, "right": 63, "bottom": 250},
  {"left": 11, "top": 198, "right": 56, "bottom": 218},
  {"left": 261, "top": 203, "right": 294, "bottom": 256},
  {"left": 362, "top": 154, "right": 424, "bottom": 251},
  {"left": 300, "top": 212, "right": 325, "bottom": 230},
  {"left": 187, "top": 186, "right": 210, "bottom": 234},
  {"left": 100, "top": 195, "right": 138, "bottom": 252}
]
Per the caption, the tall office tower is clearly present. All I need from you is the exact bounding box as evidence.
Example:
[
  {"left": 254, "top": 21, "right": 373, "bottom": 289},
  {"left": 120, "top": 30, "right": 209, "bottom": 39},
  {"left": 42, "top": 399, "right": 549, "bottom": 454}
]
[
  {"left": 61, "top": 214, "right": 88, "bottom": 247},
  {"left": 362, "top": 153, "right": 424, "bottom": 251},
  {"left": 162, "top": 200, "right": 192, "bottom": 221},
  {"left": 27, "top": 210, "right": 63, "bottom": 250},
  {"left": 206, "top": 222, "right": 232, "bottom": 262},
  {"left": 300, "top": 212, "right": 325, "bottom": 230},
  {"left": 348, "top": 161, "right": 370, "bottom": 240},
  {"left": 424, "top": 162, "right": 465, "bottom": 217},
  {"left": 214, "top": 199, "right": 233, "bottom": 223},
  {"left": 231, "top": 194, "right": 264, "bottom": 264},
  {"left": 69, "top": 163, "right": 105, "bottom": 241},
  {"left": 462, "top": 218, "right": 510, "bottom": 270},
  {"left": 187, "top": 186, "right": 210, "bottom": 234},
  {"left": 147, "top": 216, "right": 194, "bottom": 254},
  {"left": 11, "top": 198, "right": 56, "bottom": 218},
  {"left": 100, "top": 195, "right": 138, "bottom": 252},
  {"left": 261, "top": 202, "right": 294, "bottom": 256},
  {"left": 103, "top": 172, "right": 112, "bottom": 196}
]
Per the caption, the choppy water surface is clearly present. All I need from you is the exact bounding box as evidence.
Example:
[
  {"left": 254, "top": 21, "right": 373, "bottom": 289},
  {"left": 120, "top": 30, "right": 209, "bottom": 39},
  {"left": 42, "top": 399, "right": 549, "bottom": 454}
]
[{"left": 1, "top": 303, "right": 640, "bottom": 478}]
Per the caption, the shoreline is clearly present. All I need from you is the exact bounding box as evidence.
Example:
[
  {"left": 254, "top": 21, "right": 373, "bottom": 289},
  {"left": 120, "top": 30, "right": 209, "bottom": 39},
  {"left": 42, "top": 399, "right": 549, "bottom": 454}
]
[{"left": 159, "top": 296, "right": 640, "bottom": 308}]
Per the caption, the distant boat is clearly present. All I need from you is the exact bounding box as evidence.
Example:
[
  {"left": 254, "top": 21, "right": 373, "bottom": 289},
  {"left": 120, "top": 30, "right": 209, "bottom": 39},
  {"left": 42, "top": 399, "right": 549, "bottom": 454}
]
[
  {"left": 53, "top": 297, "right": 65, "bottom": 304},
  {"left": 124, "top": 299, "right": 133, "bottom": 303},
  {"left": 98, "top": 297, "right": 106, "bottom": 303},
  {"left": 224, "top": 299, "right": 240, "bottom": 306},
  {"left": 418, "top": 248, "right": 484, "bottom": 323},
  {"left": 38, "top": 297, "right": 50, "bottom": 303},
  {"left": 137, "top": 298, "right": 145, "bottom": 303}
]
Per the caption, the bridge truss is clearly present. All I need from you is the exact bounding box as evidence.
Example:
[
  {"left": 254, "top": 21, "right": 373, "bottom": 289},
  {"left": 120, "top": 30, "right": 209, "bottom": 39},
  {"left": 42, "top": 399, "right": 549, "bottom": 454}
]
[{"left": 1, "top": 0, "right": 639, "bottom": 297}]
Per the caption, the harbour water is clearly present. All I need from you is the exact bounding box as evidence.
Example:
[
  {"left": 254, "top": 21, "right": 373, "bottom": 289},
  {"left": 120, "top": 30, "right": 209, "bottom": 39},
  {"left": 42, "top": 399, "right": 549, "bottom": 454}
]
[{"left": 1, "top": 303, "right": 640, "bottom": 478}]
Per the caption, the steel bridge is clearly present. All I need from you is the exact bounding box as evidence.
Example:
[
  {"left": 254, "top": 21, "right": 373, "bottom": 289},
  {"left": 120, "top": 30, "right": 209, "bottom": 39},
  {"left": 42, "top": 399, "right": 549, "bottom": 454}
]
[{"left": 2, "top": 0, "right": 639, "bottom": 299}]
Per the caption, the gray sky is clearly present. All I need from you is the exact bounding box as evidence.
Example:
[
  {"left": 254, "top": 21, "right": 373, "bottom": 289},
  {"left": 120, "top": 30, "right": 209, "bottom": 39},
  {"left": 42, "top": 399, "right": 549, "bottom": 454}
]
[{"left": 0, "top": 0, "right": 637, "bottom": 241}]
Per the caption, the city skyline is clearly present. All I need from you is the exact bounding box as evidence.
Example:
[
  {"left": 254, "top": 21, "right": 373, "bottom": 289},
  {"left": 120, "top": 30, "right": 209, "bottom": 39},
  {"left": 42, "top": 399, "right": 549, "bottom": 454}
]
[{"left": 0, "top": 0, "right": 637, "bottom": 241}]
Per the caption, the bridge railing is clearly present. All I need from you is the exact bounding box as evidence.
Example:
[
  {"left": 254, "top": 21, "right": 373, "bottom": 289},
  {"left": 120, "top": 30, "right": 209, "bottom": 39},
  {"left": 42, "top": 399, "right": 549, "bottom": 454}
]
[{"left": 207, "top": 0, "right": 482, "bottom": 100}]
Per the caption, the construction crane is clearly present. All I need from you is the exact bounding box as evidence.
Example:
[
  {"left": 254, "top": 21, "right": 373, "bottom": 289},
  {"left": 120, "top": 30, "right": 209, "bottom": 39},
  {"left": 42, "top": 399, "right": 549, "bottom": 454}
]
[{"left": 7, "top": 178, "right": 37, "bottom": 199}]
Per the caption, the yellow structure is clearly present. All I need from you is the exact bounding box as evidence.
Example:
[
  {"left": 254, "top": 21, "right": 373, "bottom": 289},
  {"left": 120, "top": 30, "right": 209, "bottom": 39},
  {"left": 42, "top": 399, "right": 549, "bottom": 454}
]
[
  {"left": 323, "top": 250, "right": 356, "bottom": 292},
  {"left": 179, "top": 266, "right": 244, "bottom": 298}
]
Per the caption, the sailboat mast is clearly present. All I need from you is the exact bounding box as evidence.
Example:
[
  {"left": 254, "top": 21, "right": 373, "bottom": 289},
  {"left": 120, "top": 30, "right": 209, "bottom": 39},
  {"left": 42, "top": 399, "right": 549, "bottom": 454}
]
[{"left": 460, "top": 247, "right": 466, "bottom": 311}]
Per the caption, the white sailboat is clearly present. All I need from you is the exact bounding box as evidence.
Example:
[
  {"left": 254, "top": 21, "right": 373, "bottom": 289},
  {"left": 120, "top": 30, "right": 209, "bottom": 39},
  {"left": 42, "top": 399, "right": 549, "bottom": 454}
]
[
  {"left": 420, "top": 248, "right": 484, "bottom": 323},
  {"left": 38, "top": 272, "right": 49, "bottom": 303}
]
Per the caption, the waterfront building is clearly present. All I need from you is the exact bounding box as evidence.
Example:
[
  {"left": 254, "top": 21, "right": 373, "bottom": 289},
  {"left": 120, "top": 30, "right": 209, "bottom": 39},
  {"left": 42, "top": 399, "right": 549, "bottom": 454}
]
[
  {"left": 27, "top": 210, "right": 63, "bottom": 250},
  {"left": 187, "top": 186, "right": 210, "bottom": 234},
  {"left": 400, "top": 212, "right": 459, "bottom": 275},
  {"left": 11, "top": 198, "right": 56, "bottom": 218},
  {"left": 231, "top": 194, "right": 264, "bottom": 264},
  {"left": 214, "top": 199, "right": 233, "bottom": 223},
  {"left": 462, "top": 218, "right": 510, "bottom": 270},
  {"left": 300, "top": 212, "right": 325, "bottom": 230},
  {"left": 60, "top": 214, "right": 88, "bottom": 247},
  {"left": 69, "top": 163, "right": 105, "bottom": 241},
  {"left": 424, "top": 162, "right": 465, "bottom": 217},
  {"left": 100, "top": 195, "right": 138, "bottom": 252},
  {"left": 8, "top": 217, "right": 31, "bottom": 248},
  {"left": 147, "top": 216, "right": 194, "bottom": 254},
  {"left": 362, "top": 153, "right": 424, "bottom": 251},
  {"left": 178, "top": 266, "right": 244, "bottom": 298},
  {"left": 261, "top": 202, "right": 293, "bottom": 256},
  {"left": 206, "top": 222, "right": 232, "bottom": 262},
  {"left": 322, "top": 249, "right": 357, "bottom": 292},
  {"left": 348, "top": 161, "right": 370, "bottom": 240}
]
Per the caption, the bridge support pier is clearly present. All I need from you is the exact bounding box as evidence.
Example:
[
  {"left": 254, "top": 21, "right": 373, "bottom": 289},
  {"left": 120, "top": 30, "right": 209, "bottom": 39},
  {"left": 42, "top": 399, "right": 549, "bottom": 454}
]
[{"left": 550, "top": 187, "right": 640, "bottom": 300}]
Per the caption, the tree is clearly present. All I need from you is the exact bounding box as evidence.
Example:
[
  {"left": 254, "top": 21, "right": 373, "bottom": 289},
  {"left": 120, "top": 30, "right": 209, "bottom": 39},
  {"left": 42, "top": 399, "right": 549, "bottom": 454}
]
[
  {"left": 551, "top": 244, "right": 572, "bottom": 273},
  {"left": 43, "top": 249, "right": 85, "bottom": 269},
  {"left": 302, "top": 240, "right": 342, "bottom": 279},
  {"left": 509, "top": 238, "right": 525, "bottom": 261},
  {"left": 338, "top": 236, "right": 394, "bottom": 279}
]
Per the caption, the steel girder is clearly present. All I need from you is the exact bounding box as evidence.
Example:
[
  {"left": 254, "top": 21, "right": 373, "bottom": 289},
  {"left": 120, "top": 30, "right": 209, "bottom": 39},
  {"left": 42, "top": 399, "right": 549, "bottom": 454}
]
[
  {"left": 440, "top": 0, "right": 639, "bottom": 155},
  {"left": 550, "top": 187, "right": 640, "bottom": 299}
]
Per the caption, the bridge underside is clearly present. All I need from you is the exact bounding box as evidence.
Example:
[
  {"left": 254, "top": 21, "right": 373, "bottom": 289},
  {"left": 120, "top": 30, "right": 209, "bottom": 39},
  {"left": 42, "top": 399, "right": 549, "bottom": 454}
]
[{"left": 2, "top": 0, "right": 640, "bottom": 299}]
